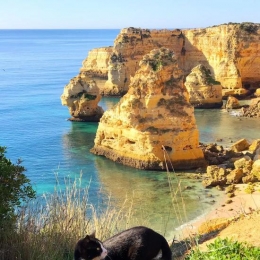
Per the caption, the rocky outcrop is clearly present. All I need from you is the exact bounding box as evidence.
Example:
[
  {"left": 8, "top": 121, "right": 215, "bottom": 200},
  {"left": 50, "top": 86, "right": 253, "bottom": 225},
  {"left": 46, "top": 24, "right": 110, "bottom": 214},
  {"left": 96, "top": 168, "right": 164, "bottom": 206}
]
[
  {"left": 62, "top": 23, "right": 260, "bottom": 120},
  {"left": 91, "top": 48, "right": 206, "bottom": 170},
  {"left": 225, "top": 96, "right": 241, "bottom": 109},
  {"left": 184, "top": 64, "right": 223, "bottom": 108},
  {"left": 183, "top": 23, "right": 260, "bottom": 98},
  {"left": 60, "top": 75, "right": 104, "bottom": 121},
  {"left": 240, "top": 97, "right": 260, "bottom": 117},
  {"left": 201, "top": 139, "right": 260, "bottom": 187},
  {"left": 77, "top": 23, "right": 260, "bottom": 98},
  {"left": 80, "top": 47, "right": 113, "bottom": 80}
]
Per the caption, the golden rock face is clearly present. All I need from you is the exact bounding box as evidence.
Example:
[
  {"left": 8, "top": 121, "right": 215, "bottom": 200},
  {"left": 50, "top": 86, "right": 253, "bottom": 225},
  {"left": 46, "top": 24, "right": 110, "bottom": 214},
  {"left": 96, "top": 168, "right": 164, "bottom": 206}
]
[
  {"left": 60, "top": 75, "right": 104, "bottom": 121},
  {"left": 184, "top": 64, "right": 223, "bottom": 108},
  {"left": 91, "top": 48, "right": 206, "bottom": 170},
  {"left": 183, "top": 23, "right": 260, "bottom": 96},
  {"left": 81, "top": 23, "right": 260, "bottom": 97}
]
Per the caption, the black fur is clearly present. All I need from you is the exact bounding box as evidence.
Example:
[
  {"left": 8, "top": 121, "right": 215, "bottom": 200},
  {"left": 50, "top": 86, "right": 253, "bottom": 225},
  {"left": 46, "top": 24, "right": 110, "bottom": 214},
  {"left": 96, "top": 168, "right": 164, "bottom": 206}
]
[
  {"left": 74, "top": 232, "right": 106, "bottom": 260},
  {"left": 74, "top": 226, "right": 172, "bottom": 260}
]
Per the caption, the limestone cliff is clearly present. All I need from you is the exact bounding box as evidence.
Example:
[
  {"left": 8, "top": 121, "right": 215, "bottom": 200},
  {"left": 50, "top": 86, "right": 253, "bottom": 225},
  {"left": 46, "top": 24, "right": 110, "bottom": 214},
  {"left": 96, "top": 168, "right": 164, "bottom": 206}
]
[
  {"left": 80, "top": 23, "right": 260, "bottom": 97},
  {"left": 184, "top": 64, "right": 223, "bottom": 108},
  {"left": 182, "top": 23, "right": 260, "bottom": 97},
  {"left": 60, "top": 75, "right": 104, "bottom": 121},
  {"left": 91, "top": 48, "right": 206, "bottom": 170}
]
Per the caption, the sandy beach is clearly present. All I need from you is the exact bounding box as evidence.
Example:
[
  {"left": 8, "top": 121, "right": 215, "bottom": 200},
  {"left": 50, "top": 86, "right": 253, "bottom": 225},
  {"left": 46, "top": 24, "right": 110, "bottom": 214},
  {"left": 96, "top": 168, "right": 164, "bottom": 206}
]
[{"left": 180, "top": 183, "right": 260, "bottom": 249}]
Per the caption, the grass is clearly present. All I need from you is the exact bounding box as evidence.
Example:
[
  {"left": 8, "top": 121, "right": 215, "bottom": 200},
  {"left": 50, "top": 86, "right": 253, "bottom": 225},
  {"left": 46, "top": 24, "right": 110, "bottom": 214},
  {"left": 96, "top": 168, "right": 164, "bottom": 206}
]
[
  {"left": 0, "top": 173, "right": 148, "bottom": 260},
  {"left": 185, "top": 238, "right": 260, "bottom": 259}
]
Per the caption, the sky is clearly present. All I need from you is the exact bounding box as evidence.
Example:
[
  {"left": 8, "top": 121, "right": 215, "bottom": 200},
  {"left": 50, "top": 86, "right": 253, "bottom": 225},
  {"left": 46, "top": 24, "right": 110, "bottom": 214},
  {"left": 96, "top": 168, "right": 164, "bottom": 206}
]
[{"left": 0, "top": 0, "right": 259, "bottom": 29}]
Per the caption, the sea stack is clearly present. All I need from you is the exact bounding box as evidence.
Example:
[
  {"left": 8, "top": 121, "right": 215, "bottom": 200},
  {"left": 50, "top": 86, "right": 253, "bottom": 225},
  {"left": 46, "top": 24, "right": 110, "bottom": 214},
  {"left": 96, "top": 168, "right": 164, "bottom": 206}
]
[
  {"left": 91, "top": 48, "right": 206, "bottom": 170},
  {"left": 60, "top": 75, "right": 104, "bottom": 121},
  {"left": 184, "top": 64, "right": 223, "bottom": 108}
]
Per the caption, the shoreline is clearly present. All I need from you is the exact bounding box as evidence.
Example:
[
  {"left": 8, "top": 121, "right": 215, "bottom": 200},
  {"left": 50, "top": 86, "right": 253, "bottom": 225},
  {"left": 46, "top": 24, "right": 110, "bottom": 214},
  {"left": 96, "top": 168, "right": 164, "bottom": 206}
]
[{"left": 178, "top": 183, "right": 260, "bottom": 238}]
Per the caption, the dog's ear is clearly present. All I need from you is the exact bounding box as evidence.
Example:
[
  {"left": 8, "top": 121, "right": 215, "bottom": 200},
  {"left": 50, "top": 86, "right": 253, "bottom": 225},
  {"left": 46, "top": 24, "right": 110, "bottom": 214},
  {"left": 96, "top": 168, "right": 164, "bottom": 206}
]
[
  {"left": 89, "top": 231, "right": 96, "bottom": 238},
  {"left": 83, "top": 235, "right": 91, "bottom": 241}
]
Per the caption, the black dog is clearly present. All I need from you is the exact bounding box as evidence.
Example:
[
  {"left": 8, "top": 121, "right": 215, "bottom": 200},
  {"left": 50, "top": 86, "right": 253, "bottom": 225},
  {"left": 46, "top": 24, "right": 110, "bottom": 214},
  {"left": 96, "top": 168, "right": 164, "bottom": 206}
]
[{"left": 74, "top": 226, "right": 172, "bottom": 260}]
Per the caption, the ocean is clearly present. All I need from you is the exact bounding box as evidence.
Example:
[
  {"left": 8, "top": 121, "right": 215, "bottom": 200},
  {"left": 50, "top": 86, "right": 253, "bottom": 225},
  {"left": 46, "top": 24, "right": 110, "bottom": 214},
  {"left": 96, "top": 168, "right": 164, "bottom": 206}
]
[{"left": 1, "top": 29, "right": 260, "bottom": 238}]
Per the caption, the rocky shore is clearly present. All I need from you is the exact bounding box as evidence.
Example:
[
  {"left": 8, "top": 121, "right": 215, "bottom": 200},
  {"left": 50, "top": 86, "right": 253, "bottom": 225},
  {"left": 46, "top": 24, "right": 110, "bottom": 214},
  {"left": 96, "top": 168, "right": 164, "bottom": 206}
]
[{"left": 200, "top": 138, "right": 260, "bottom": 187}]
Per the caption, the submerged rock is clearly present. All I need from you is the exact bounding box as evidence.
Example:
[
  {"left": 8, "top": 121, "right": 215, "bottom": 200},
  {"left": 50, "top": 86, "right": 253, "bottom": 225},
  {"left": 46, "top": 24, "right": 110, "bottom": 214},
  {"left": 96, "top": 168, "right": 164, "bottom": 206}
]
[
  {"left": 60, "top": 75, "right": 104, "bottom": 121},
  {"left": 91, "top": 48, "right": 206, "bottom": 170}
]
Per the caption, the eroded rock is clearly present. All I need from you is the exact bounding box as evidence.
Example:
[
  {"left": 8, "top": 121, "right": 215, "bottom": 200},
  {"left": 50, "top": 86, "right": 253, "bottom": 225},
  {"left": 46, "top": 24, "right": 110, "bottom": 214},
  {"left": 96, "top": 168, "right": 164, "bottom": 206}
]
[
  {"left": 61, "top": 75, "right": 104, "bottom": 121},
  {"left": 91, "top": 48, "right": 206, "bottom": 170}
]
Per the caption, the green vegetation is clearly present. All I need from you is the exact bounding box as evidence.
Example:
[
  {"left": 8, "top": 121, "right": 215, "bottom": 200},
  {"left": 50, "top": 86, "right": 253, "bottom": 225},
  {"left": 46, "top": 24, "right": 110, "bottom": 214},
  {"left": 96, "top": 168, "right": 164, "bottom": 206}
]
[
  {"left": 0, "top": 146, "right": 35, "bottom": 228},
  {"left": 185, "top": 238, "right": 260, "bottom": 259},
  {"left": 201, "top": 66, "right": 221, "bottom": 85},
  {"left": 146, "top": 48, "right": 173, "bottom": 71},
  {"left": 239, "top": 22, "right": 258, "bottom": 34},
  {"left": 70, "top": 91, "right": 97, "bottom": 100}
]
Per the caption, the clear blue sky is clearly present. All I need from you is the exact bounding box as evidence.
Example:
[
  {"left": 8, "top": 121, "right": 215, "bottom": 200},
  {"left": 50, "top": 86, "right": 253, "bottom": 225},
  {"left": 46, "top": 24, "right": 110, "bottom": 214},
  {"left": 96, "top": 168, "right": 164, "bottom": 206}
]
[{"left": 0, "top": 0, "right": 259, "bottom": 29}]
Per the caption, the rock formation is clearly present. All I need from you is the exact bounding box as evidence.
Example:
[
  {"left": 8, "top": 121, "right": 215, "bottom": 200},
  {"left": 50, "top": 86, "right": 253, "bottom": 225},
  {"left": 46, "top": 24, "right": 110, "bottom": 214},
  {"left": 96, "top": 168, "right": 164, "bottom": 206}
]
[
  {"left": 201, "top": 138, "right": 260, "bottom": 187},
  {"left": 184, "top": 64, "right": 223, "bottom": 108},
  {"left": 183, "top": 23, "right": 260, "bottom": 97},
  {"left": 91, "top": 48, "right": 206, "bottom": 170},
  {"left": 60, "top": 75, "right": 104, "bottom": 121},
  {"left": 225, "top": 96, "right": 241, "bottom": 109},
  {"left": 80, "top": 47, "right": 113, "bottom": 80},
  {"left": 62, "top": 23, "right": 260, "bottom": 120},
  {"left": 240, "top": 97, "right": 260, "bottom": 117},
  {"left": 75, "top": 23, "right": 260, "bottom": 98}
]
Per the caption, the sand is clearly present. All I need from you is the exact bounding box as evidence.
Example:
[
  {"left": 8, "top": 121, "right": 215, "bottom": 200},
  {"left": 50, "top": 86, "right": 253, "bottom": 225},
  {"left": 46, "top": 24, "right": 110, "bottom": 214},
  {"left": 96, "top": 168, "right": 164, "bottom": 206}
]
[{"left": 180, "top": 183, "right": 260, "bottom": 249}]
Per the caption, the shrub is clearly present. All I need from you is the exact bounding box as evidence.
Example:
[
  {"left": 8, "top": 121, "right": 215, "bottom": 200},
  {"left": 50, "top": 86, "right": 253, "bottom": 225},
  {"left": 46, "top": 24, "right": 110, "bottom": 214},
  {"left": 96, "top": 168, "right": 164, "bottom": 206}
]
[
  {"left": 0, "top": 146, "right": 36, "bottom": 228},
  {"left": 185, "top": 238, "right": 260, "bottom": 259}
]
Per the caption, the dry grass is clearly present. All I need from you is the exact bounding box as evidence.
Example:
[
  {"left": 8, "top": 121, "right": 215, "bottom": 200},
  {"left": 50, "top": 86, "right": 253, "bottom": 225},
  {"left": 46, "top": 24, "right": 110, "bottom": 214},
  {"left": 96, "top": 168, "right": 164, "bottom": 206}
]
[
  {"left": 0, "top": 172, "right": 153, "bottom": 260},
  {"left": 0, "top": 149, "right": 201, "bottom": 260}
]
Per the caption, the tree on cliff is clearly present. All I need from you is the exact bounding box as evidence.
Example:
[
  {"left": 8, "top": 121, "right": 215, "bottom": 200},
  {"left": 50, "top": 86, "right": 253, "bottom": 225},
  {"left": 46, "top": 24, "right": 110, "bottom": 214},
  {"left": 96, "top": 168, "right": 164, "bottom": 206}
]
[{"left": 0, "top": 146, "right": 36, "bottom": 229}]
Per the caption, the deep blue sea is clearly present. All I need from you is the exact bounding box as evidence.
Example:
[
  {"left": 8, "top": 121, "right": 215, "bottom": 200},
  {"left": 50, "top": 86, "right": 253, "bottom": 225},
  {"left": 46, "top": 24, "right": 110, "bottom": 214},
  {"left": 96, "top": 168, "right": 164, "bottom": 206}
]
[{"left": 1, "top": 29, "right": 260, "bottom": 237}]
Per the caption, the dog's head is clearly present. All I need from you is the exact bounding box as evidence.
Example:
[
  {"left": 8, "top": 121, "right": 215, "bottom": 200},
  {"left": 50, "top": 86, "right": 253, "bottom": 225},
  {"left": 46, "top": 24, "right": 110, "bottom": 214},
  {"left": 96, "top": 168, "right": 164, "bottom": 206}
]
[{"left": 74, "top": 232, "right": 108, "bottom": 260}]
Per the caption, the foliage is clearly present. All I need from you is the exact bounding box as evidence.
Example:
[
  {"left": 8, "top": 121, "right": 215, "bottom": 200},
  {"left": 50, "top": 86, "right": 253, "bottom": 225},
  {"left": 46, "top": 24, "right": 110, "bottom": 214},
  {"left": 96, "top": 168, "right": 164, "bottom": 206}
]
[
  {"left": 185, "top": 238, "right": 260, "bottom": 259},
  {"left": 0, "top": 146, "right": 36, "bottom": 227},
  {"left": 70, "top": 91, "right": 97, "bottom": 100},
  {"left": 239, "top": 22, "right": 258, "bottom": 34},
  {"left": 201, "top": 66, "right": 221, "bottom": 85}
]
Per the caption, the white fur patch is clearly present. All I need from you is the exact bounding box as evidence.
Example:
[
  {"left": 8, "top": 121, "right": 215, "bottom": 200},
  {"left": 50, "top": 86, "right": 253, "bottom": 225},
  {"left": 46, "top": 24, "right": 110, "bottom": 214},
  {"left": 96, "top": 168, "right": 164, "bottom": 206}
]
[{"left": 99, "top": 241, "right": 108, "bottom": 259}]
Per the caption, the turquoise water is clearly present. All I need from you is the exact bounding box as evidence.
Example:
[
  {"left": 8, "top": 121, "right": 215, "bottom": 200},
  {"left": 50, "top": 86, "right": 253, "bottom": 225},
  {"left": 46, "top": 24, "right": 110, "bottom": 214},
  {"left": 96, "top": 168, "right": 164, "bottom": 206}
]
[{"left": 1, "top": 30, "right": 260, "bottom": 237}]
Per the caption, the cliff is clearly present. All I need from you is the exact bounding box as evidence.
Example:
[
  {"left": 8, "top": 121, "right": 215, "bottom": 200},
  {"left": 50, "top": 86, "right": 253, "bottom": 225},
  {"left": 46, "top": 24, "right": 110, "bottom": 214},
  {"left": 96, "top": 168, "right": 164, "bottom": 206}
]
[
  {"left": 91, "top": 48, "right": 206, "bottom": 170},
  {"left": 182, "top": 23, "right": 260, "bottom": 97},
  {"left": 77, "top": 23, "right": 260, "bottom": 97},
  {"left": 60, "top": 75, "right": 104, "bottom": 121}
]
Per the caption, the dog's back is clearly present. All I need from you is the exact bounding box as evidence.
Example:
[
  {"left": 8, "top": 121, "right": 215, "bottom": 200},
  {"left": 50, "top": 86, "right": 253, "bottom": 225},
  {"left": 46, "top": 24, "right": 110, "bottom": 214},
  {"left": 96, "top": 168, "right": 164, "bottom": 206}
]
[
  {"left": 103, "top": 226, "right": 172, "bottom": 260},
  {"left": 74, "top": 226, "right": 172, "bottom": 260}
]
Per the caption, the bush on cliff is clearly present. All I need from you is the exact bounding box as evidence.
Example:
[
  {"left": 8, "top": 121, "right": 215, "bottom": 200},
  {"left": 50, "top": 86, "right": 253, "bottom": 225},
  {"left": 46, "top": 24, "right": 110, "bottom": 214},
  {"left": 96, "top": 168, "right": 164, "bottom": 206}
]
[{"left": 0, "top": 146, "right": 36, "bottom": 229}]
